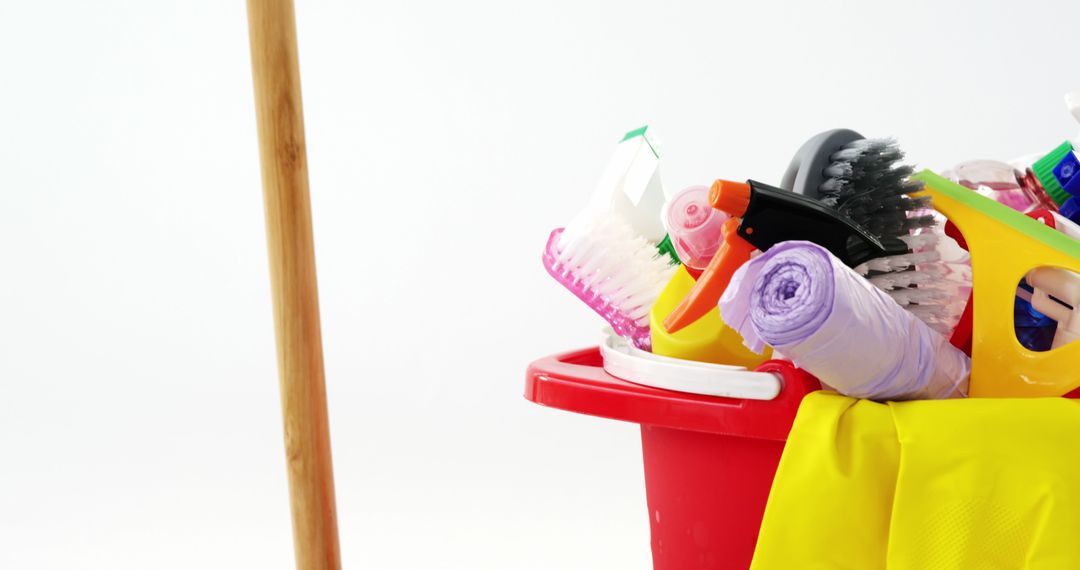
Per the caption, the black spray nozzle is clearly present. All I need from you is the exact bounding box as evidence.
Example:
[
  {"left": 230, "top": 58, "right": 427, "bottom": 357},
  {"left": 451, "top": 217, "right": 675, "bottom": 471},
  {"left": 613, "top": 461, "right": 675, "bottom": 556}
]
[{"left": 738, "top": 180, "right": 906, "bottom": 267}]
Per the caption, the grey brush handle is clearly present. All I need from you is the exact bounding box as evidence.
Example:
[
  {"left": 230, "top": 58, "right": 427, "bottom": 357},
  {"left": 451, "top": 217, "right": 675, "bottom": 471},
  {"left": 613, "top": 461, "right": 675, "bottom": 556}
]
[{"left": 780, "top": 128, "right": 863, "bottom": 200}]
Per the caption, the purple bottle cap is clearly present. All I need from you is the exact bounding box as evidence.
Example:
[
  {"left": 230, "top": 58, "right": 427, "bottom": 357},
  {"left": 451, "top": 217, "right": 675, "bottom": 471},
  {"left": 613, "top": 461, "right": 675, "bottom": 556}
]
[
  {"left": 663, "top": 185, "right": 729, "bottom": 271},
  {"left": 1064, "top": 169, "right": 1080, "bottom": 198},
  {"left": 1060, "top": 197, "right": 1080, "bottom": 224}
]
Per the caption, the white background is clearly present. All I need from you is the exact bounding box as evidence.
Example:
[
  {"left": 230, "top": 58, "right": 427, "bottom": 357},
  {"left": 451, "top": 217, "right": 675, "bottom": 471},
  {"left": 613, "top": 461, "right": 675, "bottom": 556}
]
[{"left": 2, "top": 1, "right": 1079, "bottom": 568}]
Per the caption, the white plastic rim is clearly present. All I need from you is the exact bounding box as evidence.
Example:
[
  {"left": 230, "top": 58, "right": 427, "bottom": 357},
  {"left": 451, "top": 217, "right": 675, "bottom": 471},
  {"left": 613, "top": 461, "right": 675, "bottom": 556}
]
[{"left": 599, "top": 330, "right": 782, "bottom": 400}]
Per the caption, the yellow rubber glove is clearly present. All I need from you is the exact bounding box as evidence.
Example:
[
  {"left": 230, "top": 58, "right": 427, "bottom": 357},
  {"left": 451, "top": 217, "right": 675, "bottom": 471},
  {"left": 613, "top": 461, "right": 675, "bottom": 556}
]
[{"left": 753, "top": 392, "right": 1080, "bottom": 569}]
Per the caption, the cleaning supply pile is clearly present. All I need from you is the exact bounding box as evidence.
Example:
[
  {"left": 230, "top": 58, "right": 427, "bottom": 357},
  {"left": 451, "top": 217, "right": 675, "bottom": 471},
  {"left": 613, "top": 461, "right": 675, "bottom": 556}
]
[{"left": 542, "top": 96, "right": 1080, "bottom": 402}]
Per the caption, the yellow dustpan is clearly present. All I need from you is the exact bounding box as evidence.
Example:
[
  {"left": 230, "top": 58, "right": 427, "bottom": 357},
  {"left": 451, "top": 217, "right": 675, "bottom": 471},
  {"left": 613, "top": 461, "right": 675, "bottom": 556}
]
[{"left": 914, "top": 170, "right": 1080, "bottom": 397}]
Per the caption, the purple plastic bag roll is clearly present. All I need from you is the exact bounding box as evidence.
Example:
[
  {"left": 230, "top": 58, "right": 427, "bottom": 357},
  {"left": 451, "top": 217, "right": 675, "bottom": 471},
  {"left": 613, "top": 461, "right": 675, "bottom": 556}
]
[{"left": 719, "top": 241, "right": 970, "bottom": 401}]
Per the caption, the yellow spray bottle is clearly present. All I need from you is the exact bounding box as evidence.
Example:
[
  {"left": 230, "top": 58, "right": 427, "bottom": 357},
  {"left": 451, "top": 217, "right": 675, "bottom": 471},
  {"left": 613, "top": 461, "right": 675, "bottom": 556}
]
[{"left": 650, "top": 265, "right": 770, "bottom": 366}]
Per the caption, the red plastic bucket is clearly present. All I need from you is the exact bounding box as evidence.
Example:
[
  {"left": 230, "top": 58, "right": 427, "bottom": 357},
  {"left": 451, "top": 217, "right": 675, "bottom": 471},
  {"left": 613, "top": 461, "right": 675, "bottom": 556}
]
[{"left": 525, "top": 348, "right": 820, "bottom": 570}]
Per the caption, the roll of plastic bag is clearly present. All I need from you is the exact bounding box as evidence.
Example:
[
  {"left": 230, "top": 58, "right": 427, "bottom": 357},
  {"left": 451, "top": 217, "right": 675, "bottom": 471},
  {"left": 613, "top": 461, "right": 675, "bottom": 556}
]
[{"left": 719, "top": 241, "right": 970, "bottom": 401}]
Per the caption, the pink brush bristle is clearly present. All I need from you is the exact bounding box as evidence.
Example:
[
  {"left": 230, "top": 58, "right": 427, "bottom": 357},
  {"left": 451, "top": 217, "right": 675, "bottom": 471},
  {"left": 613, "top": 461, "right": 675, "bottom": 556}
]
[{"left": 542, "top": 218, "right": 675, "bottom": 350}]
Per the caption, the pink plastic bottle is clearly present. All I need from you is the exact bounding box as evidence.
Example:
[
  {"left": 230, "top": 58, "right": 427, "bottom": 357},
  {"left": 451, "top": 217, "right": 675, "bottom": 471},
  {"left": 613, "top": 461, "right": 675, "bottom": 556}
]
[{"left": 946, "top": 160, "right": 1057, "bottom": 214}]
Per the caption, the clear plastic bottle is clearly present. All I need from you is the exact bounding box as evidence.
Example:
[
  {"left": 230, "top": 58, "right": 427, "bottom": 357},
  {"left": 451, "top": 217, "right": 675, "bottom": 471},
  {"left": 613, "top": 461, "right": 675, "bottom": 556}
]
[{"left": 945, "top": 159, "right": 1057, "bottom": 214}]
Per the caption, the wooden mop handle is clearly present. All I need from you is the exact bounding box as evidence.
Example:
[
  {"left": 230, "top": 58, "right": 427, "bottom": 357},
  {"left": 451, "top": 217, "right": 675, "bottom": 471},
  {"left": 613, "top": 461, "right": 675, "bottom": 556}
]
[{"left": 245, "top": 1, "right": 341, "bottom": 568}]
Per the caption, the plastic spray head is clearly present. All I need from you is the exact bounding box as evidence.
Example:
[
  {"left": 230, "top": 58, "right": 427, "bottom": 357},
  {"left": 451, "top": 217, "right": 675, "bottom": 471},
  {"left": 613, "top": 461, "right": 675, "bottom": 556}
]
[
  {"left": 662, "top": 179, "right": 901, "bottom": 334},
  {"left": 662, "top": 185, "right": 730, "bottom": 271},
  {"left": 709, "top": 179, "right": 752, "bottom": 217},
  {"left": 725, "top": 179, "right": 898, "bottom": 267},
  {"left": 663, "top": 217, "right": 756, "bottom": 334}
]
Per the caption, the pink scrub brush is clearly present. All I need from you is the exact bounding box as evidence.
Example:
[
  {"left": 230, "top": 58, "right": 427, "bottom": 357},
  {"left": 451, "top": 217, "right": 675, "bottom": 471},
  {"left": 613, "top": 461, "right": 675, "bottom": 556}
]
[{"left": 543, "top": 212, "right": 676, "bottom": 350}]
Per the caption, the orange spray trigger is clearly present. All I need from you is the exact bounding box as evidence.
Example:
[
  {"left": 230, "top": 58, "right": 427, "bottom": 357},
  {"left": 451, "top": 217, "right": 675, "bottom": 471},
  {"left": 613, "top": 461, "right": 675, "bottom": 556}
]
[
  {"left": 663, "top": 217, "right": 757, "bottom": 334},
  {"left": 709, "top": 179, "right": 751, "bottom": 217}
]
